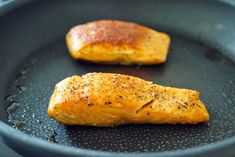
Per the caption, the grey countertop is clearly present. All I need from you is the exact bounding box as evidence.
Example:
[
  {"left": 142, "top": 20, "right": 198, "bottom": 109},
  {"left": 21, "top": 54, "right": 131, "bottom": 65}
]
[{"left": 0, "top": 0, "right": 235, "bottom": 157}]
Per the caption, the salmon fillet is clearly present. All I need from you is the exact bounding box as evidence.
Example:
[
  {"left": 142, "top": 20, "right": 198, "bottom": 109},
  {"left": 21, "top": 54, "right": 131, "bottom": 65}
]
[
  {"left": 66, "top": 20, "right": 170, "bottom": 65},
  {"left": 48, "top": 73, "right": 209, "bottom": 126}
]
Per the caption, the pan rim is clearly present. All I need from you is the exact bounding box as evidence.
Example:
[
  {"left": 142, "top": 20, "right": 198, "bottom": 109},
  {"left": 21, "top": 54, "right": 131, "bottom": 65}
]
[
  {"left": 0, "top": 0, "right": 235, "bottom": 156},
  {"left": 1, "top": 121, "right": 235, "bottom": 157}
]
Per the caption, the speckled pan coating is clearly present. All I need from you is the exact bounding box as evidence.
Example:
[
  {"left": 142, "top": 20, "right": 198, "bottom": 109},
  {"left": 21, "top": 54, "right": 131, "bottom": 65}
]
[{"left": 5, "top": 35, "right": 235, "bottom": 152}]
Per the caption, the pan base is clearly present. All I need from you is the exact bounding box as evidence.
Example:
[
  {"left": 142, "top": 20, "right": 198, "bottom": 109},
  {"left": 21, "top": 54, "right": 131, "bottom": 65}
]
[{"left": 5, "top": 33, "right": 235, "bottom": 152}]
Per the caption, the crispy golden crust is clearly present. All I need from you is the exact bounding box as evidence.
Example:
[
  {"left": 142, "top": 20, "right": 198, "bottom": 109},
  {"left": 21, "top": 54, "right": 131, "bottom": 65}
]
[
  {"left": 48, "top": 73, "right": 210, "bottom": 126},
  {"left": 66, "top": 20, "right": 171, "bottom": 65},
  {"left": 70, "top": 20, "right": 149, "bottom": 45}
]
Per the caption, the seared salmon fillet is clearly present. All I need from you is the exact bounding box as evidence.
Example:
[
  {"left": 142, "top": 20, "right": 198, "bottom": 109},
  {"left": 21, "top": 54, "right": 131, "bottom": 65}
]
[
  {"left": 48, "top": 73, "right": 209, "bottom": 126},
  {"left": 66, "top": 20, "right": 170, "bottom": 65}
]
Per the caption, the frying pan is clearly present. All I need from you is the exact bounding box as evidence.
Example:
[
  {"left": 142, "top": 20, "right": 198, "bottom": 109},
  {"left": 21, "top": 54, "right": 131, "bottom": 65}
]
[{"left": 0, "top": 0, "right": 235, "bottom": 157}]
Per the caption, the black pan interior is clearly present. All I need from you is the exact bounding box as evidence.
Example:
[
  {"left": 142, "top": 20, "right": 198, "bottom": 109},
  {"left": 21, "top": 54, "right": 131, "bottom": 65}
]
[
  {"left": 0, "top": 0, "right": 235, "bottom": 154},
  {"left": 4, "top": 33, "right": 235, "bottom": 152}
]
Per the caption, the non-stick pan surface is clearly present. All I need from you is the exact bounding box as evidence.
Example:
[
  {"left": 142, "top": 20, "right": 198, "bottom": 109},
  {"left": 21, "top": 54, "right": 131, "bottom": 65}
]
[{"left": 0, "top": 0, "right": 235, "bottom": 157}]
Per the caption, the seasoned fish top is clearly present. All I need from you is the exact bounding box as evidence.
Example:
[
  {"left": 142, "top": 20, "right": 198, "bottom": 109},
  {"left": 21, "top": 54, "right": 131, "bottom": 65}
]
[
  {"left": 48, "top": 73, "right": 209, "bottom": 126},
  {"left": 66, "top": 20, "right": 170, "bottom": 64}
]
